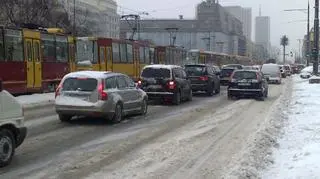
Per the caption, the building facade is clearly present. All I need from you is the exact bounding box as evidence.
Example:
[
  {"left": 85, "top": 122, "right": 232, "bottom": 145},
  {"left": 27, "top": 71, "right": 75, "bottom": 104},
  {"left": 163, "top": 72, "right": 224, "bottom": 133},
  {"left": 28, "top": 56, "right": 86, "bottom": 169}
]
[
  {"left": 224, "top": 6, "right": 252, "bottom": 41},
  {"left": 120, "top": 0, "right": 246, "bottom": 55},
  {"left": 60, "top": 0, "right": 120, "bottom": 38},
  {"left": 255, "top": 16, "right": 270, "bottom": 52}
]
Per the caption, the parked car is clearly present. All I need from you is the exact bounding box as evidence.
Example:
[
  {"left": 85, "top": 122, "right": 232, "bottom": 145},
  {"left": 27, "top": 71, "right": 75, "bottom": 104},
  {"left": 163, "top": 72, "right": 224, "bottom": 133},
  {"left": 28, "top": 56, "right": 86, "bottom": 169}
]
[
  {"left": 0, "top": 79, "right": 27, "bottom": 167},
  {"left": 223, "top": 64, "right": 244, "bottom": 69},
  {"left": 55, "top": 71, "right": 148, "bottom": 123},
  {"left": 220, "top": 67, "right": 237, "bottom": 85},
  {"left": 227, "top": 70, "right": 269, "bottom": 100},
  {"left": 138, "top": 65, "right": 192, "bottom": 105},
  {"left": 184, "top": 64, "right": 220, "bottom": 96},
  {"left": 261, "top": 63, "right": 282, "bottom": 84},
  {"left": 279, "top": 65, "right": 287, "bottom": 78},
  {"left": 283, "top": 65, "right": 292, "bottom": 76}
]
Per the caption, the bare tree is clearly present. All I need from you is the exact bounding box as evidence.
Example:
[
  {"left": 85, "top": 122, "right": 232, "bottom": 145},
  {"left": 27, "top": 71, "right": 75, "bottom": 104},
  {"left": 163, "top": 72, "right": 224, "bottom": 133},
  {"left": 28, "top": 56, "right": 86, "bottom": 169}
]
[
  {"left": 0, "top": 0, "right": 92, "bottom": 36},
  {"left": 280, "top": 35, "right": 289, "bottom": 64}
]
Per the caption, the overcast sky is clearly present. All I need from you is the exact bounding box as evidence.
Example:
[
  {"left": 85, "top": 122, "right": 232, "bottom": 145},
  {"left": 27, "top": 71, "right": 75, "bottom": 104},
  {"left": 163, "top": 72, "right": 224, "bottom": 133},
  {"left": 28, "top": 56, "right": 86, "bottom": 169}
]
[{"left": 117, "top": 0, "right": 312, "bottom": 55}]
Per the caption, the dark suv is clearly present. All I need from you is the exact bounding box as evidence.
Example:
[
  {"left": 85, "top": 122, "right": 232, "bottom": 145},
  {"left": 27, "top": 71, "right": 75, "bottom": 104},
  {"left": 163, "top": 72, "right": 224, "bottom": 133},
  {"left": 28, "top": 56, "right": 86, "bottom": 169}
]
[
  {"left": 227, "top": 70, "right": 268, "bottom": 100},
  {"left": 220, "top": 67, "right": 237, "bottom": 85},
  {"left": 138, "top": 65, "right": 192, "bottom": 105},
  {"left": 184, "top": 64, "right": 220, "bottom": 96}
]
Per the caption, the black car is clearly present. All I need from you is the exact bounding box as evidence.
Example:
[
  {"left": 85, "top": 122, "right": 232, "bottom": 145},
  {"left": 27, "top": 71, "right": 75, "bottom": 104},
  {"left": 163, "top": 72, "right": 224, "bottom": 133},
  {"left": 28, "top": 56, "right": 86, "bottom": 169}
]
[
  {"left": 138, "top": 65, "right": 192, "bottom": 105},
  {"left": 223, "top": 64, "right": 243, "bottom": 69},
  {"left": 220, "top": 67, "right": 236, "bottom": 85},
  {"left": 184, "top": 64, "right": 220, "bottom": 96},
  {"left": 227, "top": 70, "right": 268, "bottom": 100}
]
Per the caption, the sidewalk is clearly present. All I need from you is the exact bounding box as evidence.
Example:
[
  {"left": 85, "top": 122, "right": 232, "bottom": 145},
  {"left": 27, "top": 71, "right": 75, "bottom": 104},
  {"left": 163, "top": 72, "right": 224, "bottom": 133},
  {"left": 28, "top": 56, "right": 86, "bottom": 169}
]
[
  {"left": 15, "top": 93, "right": 55, "bottom": 109},
  {"left": 262, "top": 76, "right": 320, "bottom": 178}
]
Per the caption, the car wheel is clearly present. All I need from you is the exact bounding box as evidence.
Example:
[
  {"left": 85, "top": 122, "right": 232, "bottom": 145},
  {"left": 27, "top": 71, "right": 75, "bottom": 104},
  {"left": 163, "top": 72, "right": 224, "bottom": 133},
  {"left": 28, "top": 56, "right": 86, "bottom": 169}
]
[
  {"left": 139, "top": 99, "right": 148, "bottom": 115},
  {"left": 0, "top": 129, "right": 15, "bottom": 168},
  {"left": 112, "top": 103, "right": 123, "bottom": 123},
  {"left": 59, "top": 114, "right": 72, "bottom": 122},
  {"left": 173, "top": 91, "right": 181, "bottom": 105},
  {"left": 215, "top": 85, "right": 220, "bottom": 94},
  {"left": 187, "top": 89, "right": 193, "bottom": 101},
  {"left": 207, "top": 84, "right": 214, "bottom": 96}
]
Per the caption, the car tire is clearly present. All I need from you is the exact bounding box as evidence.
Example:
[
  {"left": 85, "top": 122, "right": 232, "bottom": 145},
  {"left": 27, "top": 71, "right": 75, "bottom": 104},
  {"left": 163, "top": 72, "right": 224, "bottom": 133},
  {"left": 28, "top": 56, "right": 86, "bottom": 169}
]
[
  {"left": 207, "top": 84, "right": 214, "bottom": 96},
  {"left": 0, "top": 129, "right": 15, "bottom": 168},
  {"left": 139, "top": 98, "right": 148, "bottom": 115},
  {"left": 59, "top": 114, "right": 72, "bottom": 122},
  {"left": 112, "top": 103, "right": 123, "bottom": 123},
  {"left": 173, "top": 91, "right": 181, "bottom": 105},
  {"left": 187, "top": 89, "right": 193, "bottom": 101},
  {"left": 215, "top": 85, "right": 220, "bottom": 94}
]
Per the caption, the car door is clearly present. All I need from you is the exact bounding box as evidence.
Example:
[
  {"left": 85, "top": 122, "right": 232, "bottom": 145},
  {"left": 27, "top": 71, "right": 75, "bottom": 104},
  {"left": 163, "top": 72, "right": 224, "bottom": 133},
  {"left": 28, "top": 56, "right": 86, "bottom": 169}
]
[
  {"left": 115, "top": 75, "right": 133, "bottom": 111},
  {"left": 181, "top": 68, "right": 191, "bottom": 94},
  {"left": 124, "top": 76, "right": 141, "bottom": 110}
]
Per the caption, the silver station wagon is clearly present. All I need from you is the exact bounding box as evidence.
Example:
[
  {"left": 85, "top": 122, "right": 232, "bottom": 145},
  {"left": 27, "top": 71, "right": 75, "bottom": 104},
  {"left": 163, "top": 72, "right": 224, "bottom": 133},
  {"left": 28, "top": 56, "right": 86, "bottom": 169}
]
[{"left": 55, "top": 71, "right": 148, "bottom": 123}]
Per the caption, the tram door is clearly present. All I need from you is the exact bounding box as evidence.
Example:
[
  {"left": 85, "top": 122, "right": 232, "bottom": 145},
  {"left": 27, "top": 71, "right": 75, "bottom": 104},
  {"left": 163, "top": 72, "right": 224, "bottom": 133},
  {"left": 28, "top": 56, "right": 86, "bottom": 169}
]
[
  {"left": 25, "top": 38, "right": 42, "bottom": 89},
  {"left": 99, "top": 46, "right": 107, "bottom": 71},
  {"left": 106, "top": 46, "right": 113, "bottom": 71}
]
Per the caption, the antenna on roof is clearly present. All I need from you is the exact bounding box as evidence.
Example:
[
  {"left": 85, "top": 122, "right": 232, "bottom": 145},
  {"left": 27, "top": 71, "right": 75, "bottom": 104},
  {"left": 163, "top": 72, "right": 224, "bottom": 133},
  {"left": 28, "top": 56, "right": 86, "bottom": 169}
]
[{"left": 259, "top": 5, "right": 262, "bottom": 16}]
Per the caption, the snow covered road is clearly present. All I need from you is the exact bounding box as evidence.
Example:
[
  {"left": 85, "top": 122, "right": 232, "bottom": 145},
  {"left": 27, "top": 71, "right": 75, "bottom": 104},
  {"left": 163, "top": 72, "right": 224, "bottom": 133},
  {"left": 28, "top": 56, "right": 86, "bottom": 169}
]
[{"left": 0, "top": 81, "right": 289, "bottom": 179}]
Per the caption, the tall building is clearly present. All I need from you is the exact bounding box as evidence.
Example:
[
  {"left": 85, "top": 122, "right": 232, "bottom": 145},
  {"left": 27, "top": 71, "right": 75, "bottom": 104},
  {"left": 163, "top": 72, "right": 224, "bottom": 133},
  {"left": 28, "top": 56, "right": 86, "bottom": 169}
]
[
  {"left": 120, "top": 0, "right": 246, "bottom": 55},
  {"left": 60, "top": 0, "right": 120, "bottom": 38},
  {"left": 255, "top": 9, "right": 270, "bottom": 52},
  {"left": 225, "top": 6, "right": 252, "bottom": 41}
]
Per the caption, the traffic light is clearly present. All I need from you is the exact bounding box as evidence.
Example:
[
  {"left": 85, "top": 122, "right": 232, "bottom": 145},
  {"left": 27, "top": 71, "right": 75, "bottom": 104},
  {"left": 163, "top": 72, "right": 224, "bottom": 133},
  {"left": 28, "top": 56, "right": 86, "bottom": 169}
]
[{"left": 290, "top": 51, "right": 293, "bottom": 57}]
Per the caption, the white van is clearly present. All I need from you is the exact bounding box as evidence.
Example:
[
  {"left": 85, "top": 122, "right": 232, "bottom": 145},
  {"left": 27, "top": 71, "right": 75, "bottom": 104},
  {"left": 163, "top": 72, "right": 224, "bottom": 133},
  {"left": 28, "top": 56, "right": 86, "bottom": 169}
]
[
  {"left": 261, "top": 63, "right": 282, "bottom": 84},
  {"left": 0, "top": 80, "right": 27, "bottom": 167}
]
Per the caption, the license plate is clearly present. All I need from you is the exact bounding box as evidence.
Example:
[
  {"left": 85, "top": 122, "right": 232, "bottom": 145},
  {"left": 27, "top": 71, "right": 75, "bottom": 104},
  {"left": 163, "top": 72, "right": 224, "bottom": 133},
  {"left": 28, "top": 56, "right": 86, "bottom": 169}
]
[
  {"left": 148, "top": 85, "right": 162, "bottom": 88},
  {"left": 238, "top": 83, "right": 251, "bottom": 86}
]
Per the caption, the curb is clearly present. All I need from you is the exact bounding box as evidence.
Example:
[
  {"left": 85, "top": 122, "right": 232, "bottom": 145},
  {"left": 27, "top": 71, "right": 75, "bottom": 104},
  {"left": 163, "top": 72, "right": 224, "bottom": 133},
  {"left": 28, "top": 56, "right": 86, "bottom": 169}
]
[{"left": 23, "top": 101, "right": 56, "bottom": 120}]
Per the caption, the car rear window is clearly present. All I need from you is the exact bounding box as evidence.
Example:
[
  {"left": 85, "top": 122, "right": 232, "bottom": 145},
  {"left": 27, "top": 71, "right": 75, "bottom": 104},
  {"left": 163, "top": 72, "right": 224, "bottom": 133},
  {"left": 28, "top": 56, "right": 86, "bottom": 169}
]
[
  {"left": 62, "top": 77, "right": 98, "bottom": 92},
  {"left": 232, "top": 71, "right": 257, "bottom": 80},
  {"left": 141, "top": 68, "right": 171, "bottom": 78},
  {"left": 184, "top": 66, "right": 206, "bottom": 76},
  {"left": 221, "top": 68, "right": 235, "bottom": 77}
]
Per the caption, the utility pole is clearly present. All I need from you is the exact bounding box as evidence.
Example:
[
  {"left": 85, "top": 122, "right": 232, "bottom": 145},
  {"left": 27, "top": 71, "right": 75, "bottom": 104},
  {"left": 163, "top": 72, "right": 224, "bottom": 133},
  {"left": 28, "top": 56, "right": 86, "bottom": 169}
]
[
  {"left": 313, "top": 0, "right": 319, "bottom": 74},
  {"left": 73, "top": 0, "right": 76, "bottom": 37},
  {"left": 307, "top": 1, "right": 311, "bottom": 66}
]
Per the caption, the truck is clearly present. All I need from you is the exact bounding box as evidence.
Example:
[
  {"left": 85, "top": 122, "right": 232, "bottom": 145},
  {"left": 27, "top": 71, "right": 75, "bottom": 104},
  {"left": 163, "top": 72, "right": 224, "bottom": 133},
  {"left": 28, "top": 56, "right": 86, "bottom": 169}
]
[{"left": 0, "top": 79, "right": 27, "bottom": 167}]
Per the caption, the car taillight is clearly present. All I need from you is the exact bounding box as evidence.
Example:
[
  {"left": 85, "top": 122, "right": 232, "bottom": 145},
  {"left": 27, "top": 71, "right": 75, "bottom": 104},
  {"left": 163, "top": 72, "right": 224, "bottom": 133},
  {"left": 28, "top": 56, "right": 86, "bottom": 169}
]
[
  {"left": 167, "top": 81, "right": 176, "bottom": 90},
  {"left": 55, "top": 83, "right": 62, "bottom": 98},
  {"left": 98, "top": 81, "right": 108, "bottom": 100},
  {"left": 199, "top": 76, "right": 209, "bottom": 81}
]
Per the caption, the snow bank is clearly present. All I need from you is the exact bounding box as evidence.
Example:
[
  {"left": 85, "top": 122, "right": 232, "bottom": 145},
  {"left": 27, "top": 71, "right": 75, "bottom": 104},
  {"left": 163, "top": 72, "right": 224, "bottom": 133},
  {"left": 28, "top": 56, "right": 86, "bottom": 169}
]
[
  {"left": 262, "top": 76, "right": 320, "bottom": 178},
  {"left": 16, "top": 93, "right": 55, "bottom": 108},
  {"left": 223, "top": 77, "right": 293, "bottom": 178}
]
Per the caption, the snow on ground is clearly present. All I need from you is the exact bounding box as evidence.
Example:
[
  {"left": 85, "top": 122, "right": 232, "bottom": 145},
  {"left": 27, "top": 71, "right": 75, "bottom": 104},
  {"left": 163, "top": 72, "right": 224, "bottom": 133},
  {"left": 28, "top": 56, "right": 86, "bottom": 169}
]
[
  {"left": 261, "top": 76, "right": 320, "bottom": 178},
  {"left": 15, "top": 93, "right": 55, "bottom": 107}
]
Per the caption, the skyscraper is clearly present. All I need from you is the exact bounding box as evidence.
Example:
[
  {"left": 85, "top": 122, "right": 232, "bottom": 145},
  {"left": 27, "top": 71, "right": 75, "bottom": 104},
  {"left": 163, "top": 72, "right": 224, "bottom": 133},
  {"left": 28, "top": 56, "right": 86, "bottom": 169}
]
[
  {"left": 255, "top": 8, "right": 270, "bottom": 51},
  {"left": 225, "top": 6, "right": 252, "bottom": 40}
]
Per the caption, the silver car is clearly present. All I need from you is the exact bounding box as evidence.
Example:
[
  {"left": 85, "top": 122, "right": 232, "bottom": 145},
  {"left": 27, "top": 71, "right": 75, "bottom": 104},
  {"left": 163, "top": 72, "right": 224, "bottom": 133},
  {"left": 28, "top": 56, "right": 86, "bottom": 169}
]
[{"left": 55, "top": 71, "right": 148, "bottom": 123}]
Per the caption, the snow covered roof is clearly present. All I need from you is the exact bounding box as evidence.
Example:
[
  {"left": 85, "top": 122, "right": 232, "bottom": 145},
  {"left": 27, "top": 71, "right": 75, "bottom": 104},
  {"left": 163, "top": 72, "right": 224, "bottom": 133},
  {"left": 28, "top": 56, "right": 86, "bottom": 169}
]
[
  {"left": 63, "top": 71, "right": 113, "bottom": 79},
  {"left": 143, "top": 64, "right": 181, "bottom": 70}
]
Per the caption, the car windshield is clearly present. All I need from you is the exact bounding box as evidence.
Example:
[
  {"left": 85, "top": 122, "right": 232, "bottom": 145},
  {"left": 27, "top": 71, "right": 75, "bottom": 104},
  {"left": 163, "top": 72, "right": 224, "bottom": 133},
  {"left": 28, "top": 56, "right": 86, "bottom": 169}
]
[
  {"left": 221, "top": 68, "right": 235, "bottom": 77},
  {"left": 184, "top": 65, "right": 206, "bottom": 76},
  {"left": 232, "top": 71, "right": 257, "bottom": 80},
  {"left": 62, "top": 77, "right": 98, "bottom": 92},
  {"left": 141, "top": 68, "right": 171, "bottom": 78}
]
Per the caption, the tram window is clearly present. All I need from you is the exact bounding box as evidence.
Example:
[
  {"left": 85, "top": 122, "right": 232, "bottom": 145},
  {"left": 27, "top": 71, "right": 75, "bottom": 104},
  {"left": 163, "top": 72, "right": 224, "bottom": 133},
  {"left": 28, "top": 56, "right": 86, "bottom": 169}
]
[
  {"left": 41, "top": 34, "right": 55, "bottom": 62},
  {"left": 112, "top": 42, "right": 120, "bottom": 62},
  {"left": 26, "top": 41, "right": 32, "bottom": 62},
  {"left": 4, "top": 30, "right": 23, "bottom": 62},
  {"left": 144, "top": 47, "right": 150, "bottom": 64},
  {"left": 56, "top": 36, "right": 68, "bottom": 62},
  {"left": 126, "top": 44, "right": 133, "bottom": 63},
  {"left": 92, "top": 41, "right": 98, "bottom": 64},
  {"left": 119, "top": 43, "right": 127, "bottom": 63},
  {"left": 139, "top": 47, "right": 144, "bottom": 63},
  {"left": 34, "top": 42, "right": 40, "bottom": 62},
  {"left": 0, "top": 31, "right": 4, "bottom": 61}
]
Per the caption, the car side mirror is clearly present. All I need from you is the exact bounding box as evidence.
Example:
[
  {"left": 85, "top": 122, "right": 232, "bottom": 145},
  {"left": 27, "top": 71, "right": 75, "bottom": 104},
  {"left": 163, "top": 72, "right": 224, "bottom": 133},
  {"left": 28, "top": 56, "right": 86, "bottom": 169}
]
[{"left": 0, "top": 79, "right": 2, "bottom": 92}]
